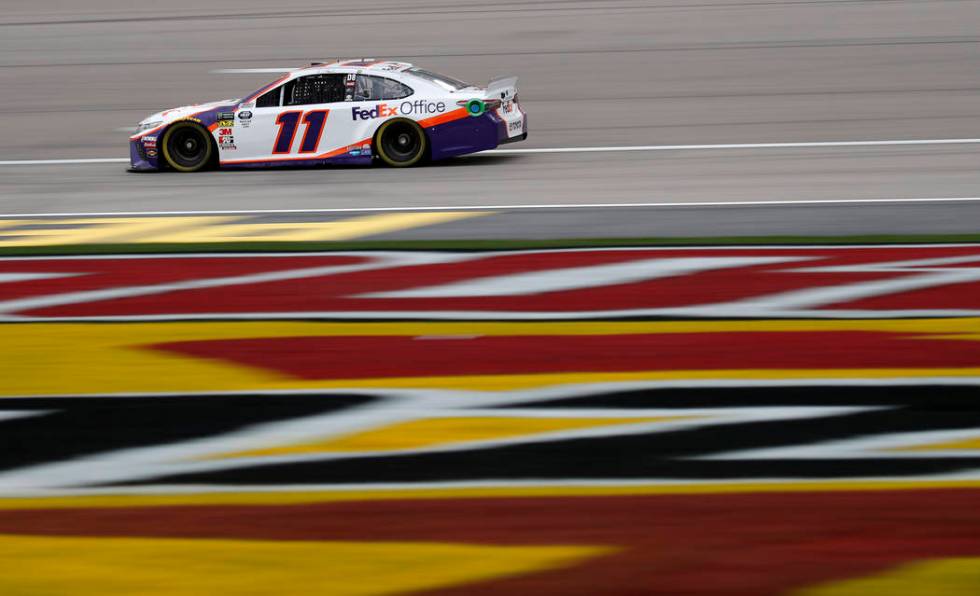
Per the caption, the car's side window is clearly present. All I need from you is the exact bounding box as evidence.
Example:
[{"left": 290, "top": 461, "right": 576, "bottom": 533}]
[
  {"left": 283, "top": 74, "right": 346, "bottom": 106},
  {"left": 354, "top": 75, "right": 413, "bottom": 101},
  {"left": 255, "top": 87, "right": 281, "bottom": 108}
]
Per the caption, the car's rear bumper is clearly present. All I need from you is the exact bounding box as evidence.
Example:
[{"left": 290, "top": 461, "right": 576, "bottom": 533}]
[
  {"left": 425, "top": 108, "right": 526, "bottom": 161},
  {"left": 494, "top": 104, "right": 527, "bottom": 145}
]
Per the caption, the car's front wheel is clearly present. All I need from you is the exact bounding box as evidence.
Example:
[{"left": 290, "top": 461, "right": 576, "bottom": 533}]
[
  {"left": 375, "top": 119, "right": 427, "bottom": 167},
  {"left": 161, "top": 121, "right": 213, "bottom": 172}
]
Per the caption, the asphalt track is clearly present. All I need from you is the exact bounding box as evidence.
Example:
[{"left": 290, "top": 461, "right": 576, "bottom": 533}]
[{"left": 2, "top": 0, "right": 980, "bottom": 235}]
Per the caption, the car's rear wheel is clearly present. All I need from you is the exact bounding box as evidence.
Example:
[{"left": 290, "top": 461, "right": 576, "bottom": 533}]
[
  {"left": 375, "top": 119, "right": 427, "bottom": 167},
  {"left": 161, "top": 121, "right": 213, "bottom": 172}
]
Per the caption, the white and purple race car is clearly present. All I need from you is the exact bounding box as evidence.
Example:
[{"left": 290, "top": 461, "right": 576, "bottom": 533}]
[{"left": 130, "top": 59, "right": 526, "bottom": 172}]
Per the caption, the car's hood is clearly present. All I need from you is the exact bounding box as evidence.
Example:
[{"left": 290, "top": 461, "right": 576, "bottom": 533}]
[
  {"left": 132, "top": 99, "right": 240, "bottom": 139},
  {"left": 140, "top": 98, "right": 240, "bottom": 125}
]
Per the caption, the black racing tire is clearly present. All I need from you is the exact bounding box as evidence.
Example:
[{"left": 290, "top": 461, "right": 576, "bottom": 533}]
[
  {"left": 375, "top": 118, "right": 427, "bottom": 167},
  {"left": 161, "top": 121, "right": 214, "bottom": 172}
]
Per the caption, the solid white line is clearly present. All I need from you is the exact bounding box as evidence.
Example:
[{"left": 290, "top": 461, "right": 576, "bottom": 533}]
[
  {"left": 486, "top": 138, "right": 980, "bottom": 154},
  {"left": 0, "top": 158, "right": 129, "bottom": 166},
  {"left": 3, "top": 137, "right": 980, "bottom": 167},
  {"left": 211, "top": 68, "right": 296, "bottom": 74},
  {"left": 1, "top": 197, "right": 980, "bottom": 219}
]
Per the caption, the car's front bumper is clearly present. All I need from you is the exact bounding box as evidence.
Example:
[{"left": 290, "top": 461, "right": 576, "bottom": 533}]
[{"left": 128, "top": 137, "right": 161, "bottom": 172}]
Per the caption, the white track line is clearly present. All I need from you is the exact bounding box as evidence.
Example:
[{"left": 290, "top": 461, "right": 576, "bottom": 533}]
[
  {"left": 3, "top": 137, "right": 980, "bottom": 167},
  {"left": 0, "top": 158, "right": 129, "bottom": 166},
  {"left": 488, "top": 138, "right": 980, "bottom": 154},
  {"left": 212, "top": 68, "right": 295, "bottom": 74},
  {"left": 1, "top": 197, "right": 980, "bottom": 219}
]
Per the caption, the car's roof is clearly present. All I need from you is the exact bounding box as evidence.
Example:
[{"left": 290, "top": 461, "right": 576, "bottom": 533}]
[
  {"left": 294, "top": 59, "right": 415, "bottom": 75},
  {"left": 241, "top": 60, "right": 451, "bottom": 103}
]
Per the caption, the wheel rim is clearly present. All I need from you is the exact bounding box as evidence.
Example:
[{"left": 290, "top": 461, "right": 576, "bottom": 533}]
[
  {"left": 381, "top": 121, "right": 422, "bottom": 162},
  {"left": 166, "top": 125, "right": 209, "bottom": 169}
]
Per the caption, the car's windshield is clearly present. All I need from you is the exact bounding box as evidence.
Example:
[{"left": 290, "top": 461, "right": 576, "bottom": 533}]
[{"left": 406, "top": 68, "right": 473, "bottom": 91}]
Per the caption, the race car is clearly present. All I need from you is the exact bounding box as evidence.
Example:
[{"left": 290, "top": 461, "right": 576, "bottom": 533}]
[{"left": 129, "top": 59, "right": 526, "bottom": 172}]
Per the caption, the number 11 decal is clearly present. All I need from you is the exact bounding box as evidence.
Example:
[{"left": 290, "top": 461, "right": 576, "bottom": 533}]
[{"left": 273, "top": 109, "right": 329, "bottom": 155}]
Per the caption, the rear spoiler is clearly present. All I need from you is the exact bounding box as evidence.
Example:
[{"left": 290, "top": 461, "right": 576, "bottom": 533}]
[{"left": 486, "top": 76, "right": 518, "bottom": 101}]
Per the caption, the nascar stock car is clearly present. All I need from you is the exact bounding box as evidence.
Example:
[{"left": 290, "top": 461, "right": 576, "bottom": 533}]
[{"left": 129, "top": 59, "right": 527, "bottom": 172}]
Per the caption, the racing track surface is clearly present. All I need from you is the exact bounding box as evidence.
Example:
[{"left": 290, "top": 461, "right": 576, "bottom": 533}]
[{"left": 2, "top": 0, "right": 980, "bottom": 233}]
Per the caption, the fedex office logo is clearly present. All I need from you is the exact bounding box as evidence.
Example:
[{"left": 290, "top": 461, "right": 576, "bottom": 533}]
[
  {"left": 352, "top": 103, "right": 398, "bottom": 120},
  {"left": 352, "top": 100, "right": 447, "bottom": 121}
]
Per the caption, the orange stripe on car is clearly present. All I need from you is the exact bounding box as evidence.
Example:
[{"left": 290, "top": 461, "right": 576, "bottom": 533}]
[{"left": 419, "top": 108, "right": 470, "bottom": 128}]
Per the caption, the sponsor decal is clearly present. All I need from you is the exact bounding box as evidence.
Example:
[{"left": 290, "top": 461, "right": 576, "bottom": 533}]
[
  {"left": 352, "top": 100, "right": 446, "bottom": 120},
  {"left": 345, "top": 74, "right": 356, "bottom": 101},
  {"left": 237, "top": 110, "right": 252, "bottom": 121},
  {"left": 216, "top": 111, "right": 235, "bottom": 121},
  {"left": 509, "top": 119, "right": 523, "bottom": 133},
  {"left": 142, "top": 136, "right": 157, "bottom": 148},
  {"left": 463, "top": 98, "right": 487, "bottom": 117},
  {"left": 399, "top": 99, "right": 446, "bottom": 116},
  {"left": 218, "top": 128, "right": 236, "bottom": 150},
  {"left": 145, "top": 149, "right": 157, "bottom": 157},
  {"left": 216, "top": 120, "right": 234, "bottom": 128},
  {"left": 352, "top": 103, "right": 398, "bottom": 120},
  {"left": 347, "top": 143, "right": 373, "bottom": 157}
]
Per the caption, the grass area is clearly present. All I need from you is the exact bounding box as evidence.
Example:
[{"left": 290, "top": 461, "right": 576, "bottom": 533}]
[{"left": 1, "top": 234, "right": 980, "bottom": 256}]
